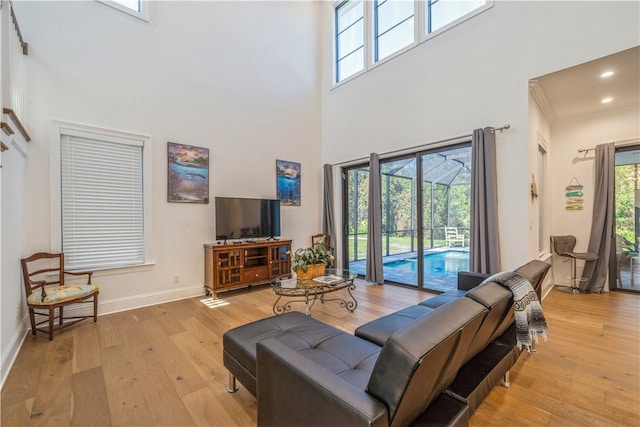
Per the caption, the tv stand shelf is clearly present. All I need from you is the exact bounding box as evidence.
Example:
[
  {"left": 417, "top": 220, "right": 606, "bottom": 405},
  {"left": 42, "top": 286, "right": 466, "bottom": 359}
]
[{"left": 204, "top": 240, "right": 292, "bottom": 298}]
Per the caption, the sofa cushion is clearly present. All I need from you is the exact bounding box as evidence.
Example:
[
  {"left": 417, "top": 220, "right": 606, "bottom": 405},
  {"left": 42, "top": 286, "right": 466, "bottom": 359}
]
[
  {"left": 418, "top": 289, "right": 467, "bottom": 309},
  {"left": 418, "top": 271, "right": 489, "bottom": 310},
  {"left": 462, "top": 281, "right": 514, "bottom": 359},
  {"left": 354, "top": 304, "right": 435, "bottom": 346},
  {"left": 366, "top": 297, "right": 488, "bottom": 427},
  {"left": 256, "top": 338, "right": 389, "bottom": 427}
]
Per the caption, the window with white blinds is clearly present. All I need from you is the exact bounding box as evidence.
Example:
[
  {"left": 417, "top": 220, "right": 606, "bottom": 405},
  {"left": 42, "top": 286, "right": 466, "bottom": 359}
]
[{"left": 60, "top": 133, "right": 144, "bottom": 269}]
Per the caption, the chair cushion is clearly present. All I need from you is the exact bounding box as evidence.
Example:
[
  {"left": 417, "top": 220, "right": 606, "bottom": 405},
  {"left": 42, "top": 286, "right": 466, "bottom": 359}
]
[{"left": 27, "top": 284, "right": 99, "bottom": 305}]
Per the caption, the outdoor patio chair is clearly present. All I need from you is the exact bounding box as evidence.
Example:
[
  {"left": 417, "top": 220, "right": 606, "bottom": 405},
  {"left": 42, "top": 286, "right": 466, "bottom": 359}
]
[
  {"left": 616, "top": 234, "right": 638, "bottom": 287},
  {"left": 445, "top": 227, "right": 465, "bottom": 247}
]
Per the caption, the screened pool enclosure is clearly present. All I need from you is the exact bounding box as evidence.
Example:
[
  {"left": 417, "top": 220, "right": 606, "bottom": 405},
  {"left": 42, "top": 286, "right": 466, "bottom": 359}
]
[{"left": 345, "top": 144, "right": 472, "bottom": 292}]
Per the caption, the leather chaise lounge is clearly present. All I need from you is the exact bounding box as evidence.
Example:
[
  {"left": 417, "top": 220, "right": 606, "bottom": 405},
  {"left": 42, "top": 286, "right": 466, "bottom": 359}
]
[{"left": 222, "top": 260, "right": 550, "bottom": 426}]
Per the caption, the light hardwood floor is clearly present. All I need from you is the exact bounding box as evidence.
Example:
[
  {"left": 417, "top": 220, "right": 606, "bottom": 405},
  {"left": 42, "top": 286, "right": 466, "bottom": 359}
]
[{"left": 1, "top": 281, "right": 639, "bottom": 426}]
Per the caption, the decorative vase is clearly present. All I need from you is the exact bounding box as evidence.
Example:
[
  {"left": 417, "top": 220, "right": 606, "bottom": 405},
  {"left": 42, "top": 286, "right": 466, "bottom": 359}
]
[{"left": 295, "top": 263, "right": 326, "bottom": 280}]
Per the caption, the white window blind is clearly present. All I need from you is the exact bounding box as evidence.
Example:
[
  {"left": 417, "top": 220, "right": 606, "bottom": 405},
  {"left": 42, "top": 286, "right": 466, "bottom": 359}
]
[{"left": 60, "top": 134, "right": 144, "bottom": 269}]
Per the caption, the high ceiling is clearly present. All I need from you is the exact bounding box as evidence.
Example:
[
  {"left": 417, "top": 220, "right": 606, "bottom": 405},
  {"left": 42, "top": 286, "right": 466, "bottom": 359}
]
[
  {"left": 534, "top": 46, "right": 639, "bottom": 121},
  {"left": 370, "top": 46, "right": 640, "bottom": 186}
]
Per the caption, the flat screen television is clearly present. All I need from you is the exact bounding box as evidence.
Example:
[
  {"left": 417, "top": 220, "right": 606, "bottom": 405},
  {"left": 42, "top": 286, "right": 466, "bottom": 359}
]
[{"left": 215, "top": 197, "right": 281, "bottom": 241}]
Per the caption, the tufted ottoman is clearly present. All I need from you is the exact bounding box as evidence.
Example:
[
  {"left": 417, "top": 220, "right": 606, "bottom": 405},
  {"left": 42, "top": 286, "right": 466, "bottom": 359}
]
[{"left": 223, "top": 311, "right": 381, "bottom": 397}]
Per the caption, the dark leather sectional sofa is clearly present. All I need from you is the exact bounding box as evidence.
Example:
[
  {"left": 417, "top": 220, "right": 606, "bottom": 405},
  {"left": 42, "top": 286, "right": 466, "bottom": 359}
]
[{"left": 223, "top": 260, "right": 550, "bottom": 426}]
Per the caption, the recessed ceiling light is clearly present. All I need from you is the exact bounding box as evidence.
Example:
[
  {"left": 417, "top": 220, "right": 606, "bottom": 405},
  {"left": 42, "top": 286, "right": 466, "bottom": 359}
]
[
  {"left": 601, "top": 97, "right": 613, "bottom": 103},
  {"left": 600, "top": 71, "right": 614, "bottom": 78}
]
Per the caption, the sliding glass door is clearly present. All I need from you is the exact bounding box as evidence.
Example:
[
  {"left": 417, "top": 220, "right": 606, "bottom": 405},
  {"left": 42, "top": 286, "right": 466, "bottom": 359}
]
[
  {"left": 345, "top": 166, "right": 369, "bottom": 274},
  {"left": 344, "top": 144, "right": 471, "bottom": 292},
  {"left": 612, "top": 146, "right": 640, "bottom": 292},
  {"left": 380, "top": 158, "right": 419, "bottom": 286},
  {"left": 420, "top": 146, "right": 471, "bottom": 291}
]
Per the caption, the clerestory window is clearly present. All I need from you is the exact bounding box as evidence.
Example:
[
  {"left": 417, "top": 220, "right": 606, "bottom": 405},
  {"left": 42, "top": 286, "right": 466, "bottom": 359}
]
[
  {"left": 374, "top": 0, "right": 415, "bottom": 62},
  {"left": 426, "top": 0, "right": 488, "bottom": 34},
  {"left": 333, "top": 0, "right": 491, "bottom": 84},
  {"left": 335, "top": 0, "right": 365, "bottom": 82},
  {"left": 98, "top": 0, "right": 149, "bottom": 21}
]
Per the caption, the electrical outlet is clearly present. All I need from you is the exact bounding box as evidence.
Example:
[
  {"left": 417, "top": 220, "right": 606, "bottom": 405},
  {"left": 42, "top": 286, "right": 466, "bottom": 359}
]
[{"left": 173, "top": 275, "right": 180, "bottom": 284}]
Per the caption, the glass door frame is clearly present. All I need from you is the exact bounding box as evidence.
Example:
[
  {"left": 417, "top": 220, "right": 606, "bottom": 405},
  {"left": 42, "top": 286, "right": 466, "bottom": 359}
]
[
  {"left": 610, "top": 143, "right": 640, "bottom": 292},
  {"left": 341, "top": 142, "right": 472, "bottom": 292}
]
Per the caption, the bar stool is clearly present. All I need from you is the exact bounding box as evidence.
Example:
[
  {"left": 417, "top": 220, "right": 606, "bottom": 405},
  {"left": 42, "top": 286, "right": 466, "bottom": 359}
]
[{"left": 550, "top": 235, "right": 598, "bottom": 293}]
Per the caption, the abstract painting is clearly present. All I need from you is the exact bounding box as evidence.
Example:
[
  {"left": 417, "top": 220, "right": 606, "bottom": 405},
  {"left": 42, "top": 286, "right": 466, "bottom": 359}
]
[
  {"left": 168, "top": 142, "right": 209, "bottom": 203},
  {"left": 276, "top": 159, "right": 301, "bottom": 206}
]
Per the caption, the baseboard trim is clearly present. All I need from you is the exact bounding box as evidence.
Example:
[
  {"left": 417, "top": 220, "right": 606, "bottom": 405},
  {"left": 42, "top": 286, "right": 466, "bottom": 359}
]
[
  {"left": 98, "top": 285, "right": 206, "bottom": 316},
  {"left": 1, "top": 316, "right": 29, "bottom": 390},
  {"left": 0, "top": 284, "right": 206, "bottom": 388}
]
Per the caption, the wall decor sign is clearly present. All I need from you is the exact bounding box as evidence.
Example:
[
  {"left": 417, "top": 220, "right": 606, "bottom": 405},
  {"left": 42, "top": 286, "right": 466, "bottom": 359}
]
[
  {"left": 565, "top": 177, "right": 584, "bottom": 211},
  {"left": 276, "top": 159, "right": 301, "bottom": 206},
  {"left": 168, "top": 142, "right": 209, "bottom": 203}
]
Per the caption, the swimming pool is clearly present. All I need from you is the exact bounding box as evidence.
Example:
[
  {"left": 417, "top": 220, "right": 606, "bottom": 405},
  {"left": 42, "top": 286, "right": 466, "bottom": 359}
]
[{"left": 383, "top": 251, "right": 469, "bottom": 277}]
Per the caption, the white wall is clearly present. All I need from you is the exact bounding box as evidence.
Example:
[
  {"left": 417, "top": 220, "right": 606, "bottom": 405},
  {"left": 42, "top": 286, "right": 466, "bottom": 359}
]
[
  {"left": 1, "top": 0, "right": 31, "bottom": 388},
  {"left": 320, "top": 0, "right": 640, "bottom": 271},
  {"left": 0, "top": 135, "right": 28, "bottom": 387},
  {"left": 526, "top": 89, "right": 556, "bottom": 296},
  {"left": 549, "top": 106, "right": 640, "bottom": 288},
  {"left": 1, "top": 0, "right": 322, "bottom": 380},
  {"left": 527, "top": 93, "right": 551, "bottom": 258}
]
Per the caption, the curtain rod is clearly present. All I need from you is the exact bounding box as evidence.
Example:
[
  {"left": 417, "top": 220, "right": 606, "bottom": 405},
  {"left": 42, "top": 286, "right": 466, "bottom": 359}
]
[
  {"left": 331, "top": 124, "right": 510, "bottom": 167},
  {"left": 577, "top": 138, "right": 640, "bottom": 154}
]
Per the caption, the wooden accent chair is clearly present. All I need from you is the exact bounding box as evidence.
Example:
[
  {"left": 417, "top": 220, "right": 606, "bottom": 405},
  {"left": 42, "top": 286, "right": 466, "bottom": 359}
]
[
  {"left": 21, "top": 252, "right": 99, "bottom": 340},
  {"left": 311, "top": 233, "right": 333, "bottom": 253}
]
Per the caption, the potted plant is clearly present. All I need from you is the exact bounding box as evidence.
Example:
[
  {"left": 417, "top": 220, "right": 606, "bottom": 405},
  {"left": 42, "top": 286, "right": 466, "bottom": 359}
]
[{"left": 288, "top": 239, "right": 335, "bottom": 280}]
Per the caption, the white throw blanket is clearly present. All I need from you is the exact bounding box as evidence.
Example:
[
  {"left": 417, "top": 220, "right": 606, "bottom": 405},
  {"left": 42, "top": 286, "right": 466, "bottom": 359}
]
[{"left": 482, "top": 271, "right": 548, "bottom": 352}]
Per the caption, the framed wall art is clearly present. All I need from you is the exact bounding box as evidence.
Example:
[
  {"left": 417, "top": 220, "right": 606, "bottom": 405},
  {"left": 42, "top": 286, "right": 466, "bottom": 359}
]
[
  {"left": 168, "top": 142, "right": 209, "bottom": 203},
  {"left": 276, "top": 159, "right": 301, "bottom": 206}
]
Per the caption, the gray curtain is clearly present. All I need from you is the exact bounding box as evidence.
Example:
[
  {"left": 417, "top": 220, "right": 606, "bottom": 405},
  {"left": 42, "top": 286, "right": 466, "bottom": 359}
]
[
  {"left": 470, "top": 128, "right": 501, "bottom": 274},
  {"left": 322, "top": 164, "right": 335, "bottom": 251},
  {"left": 366, "top": 153, "right": 384, "bottom": 284},
  {"left": 580, "top": 143, "right": 615, "bottom": 293}
]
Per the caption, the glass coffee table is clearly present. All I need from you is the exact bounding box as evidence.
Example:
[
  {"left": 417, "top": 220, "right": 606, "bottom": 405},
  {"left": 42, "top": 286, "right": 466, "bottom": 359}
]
[{"left": 272, "top": 268, "right": 357, "bottom": 315}]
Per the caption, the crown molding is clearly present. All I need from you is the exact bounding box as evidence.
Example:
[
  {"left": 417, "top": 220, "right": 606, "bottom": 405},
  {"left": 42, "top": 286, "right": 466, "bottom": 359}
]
[{"left": 529, "top": 80, "right": 556, "bottom": 124}]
